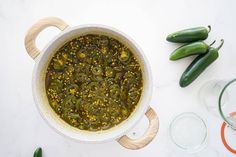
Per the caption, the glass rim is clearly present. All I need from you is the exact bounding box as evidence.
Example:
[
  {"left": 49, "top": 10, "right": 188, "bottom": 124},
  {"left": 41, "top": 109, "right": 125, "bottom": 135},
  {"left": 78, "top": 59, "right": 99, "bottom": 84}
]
[
  {"left": 169, "top": 112, "right": 208, "bottom": 152},
  {"left": 218, "top": 78, "right": 236, "bottom": 127}
]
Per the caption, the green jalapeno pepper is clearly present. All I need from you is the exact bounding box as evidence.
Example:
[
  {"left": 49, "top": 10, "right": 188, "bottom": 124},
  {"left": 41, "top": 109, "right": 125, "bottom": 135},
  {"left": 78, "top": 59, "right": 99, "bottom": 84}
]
[
  {"left": 170, "top": 40, "right": 216, "bottom": 60},
  {"left": 166, "top": 26, "right": 211, "bottom": 43},
  {"left": 33, "top": 147, "right": 42, "bottom": 157},
  {"left": 179, "top": 39, "right": 224, "bottom": 87}
]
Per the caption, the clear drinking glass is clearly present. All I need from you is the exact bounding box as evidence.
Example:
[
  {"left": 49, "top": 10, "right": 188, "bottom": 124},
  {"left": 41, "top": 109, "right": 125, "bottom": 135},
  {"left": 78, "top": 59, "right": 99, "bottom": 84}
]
[
  {"left": 199, "top": 79, "right": 229, "bottom": 117},
  {"left": 199, "top": 78, "right": 236, "bottom": 128},
  {"left": 199, "top": 78, "right": 236, "bottom": 154}
]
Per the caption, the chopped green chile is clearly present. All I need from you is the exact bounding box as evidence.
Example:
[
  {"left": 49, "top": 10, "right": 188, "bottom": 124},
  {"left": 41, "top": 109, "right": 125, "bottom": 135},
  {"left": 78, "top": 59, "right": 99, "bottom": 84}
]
[
  {"left": 45, "top": 34, "right": 143, "bottom": 131},
  {"left": 91, "top": 66, "right": 103, "bottom": 76},
  {"left": 118, "top": 50, "right": 130, "bottom": 62}
]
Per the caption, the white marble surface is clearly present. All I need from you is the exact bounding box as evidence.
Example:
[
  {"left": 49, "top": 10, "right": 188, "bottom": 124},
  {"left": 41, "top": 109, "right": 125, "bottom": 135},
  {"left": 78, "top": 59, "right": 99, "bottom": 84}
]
[{"left": 0, "top": 0, "right": 236, "bottom": 156}]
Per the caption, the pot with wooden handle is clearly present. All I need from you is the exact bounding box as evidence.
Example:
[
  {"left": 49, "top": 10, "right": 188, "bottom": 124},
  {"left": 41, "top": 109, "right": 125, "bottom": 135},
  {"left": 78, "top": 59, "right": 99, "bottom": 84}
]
[{"left": 25, "top": 17, "right": 159, "bottom": 149}]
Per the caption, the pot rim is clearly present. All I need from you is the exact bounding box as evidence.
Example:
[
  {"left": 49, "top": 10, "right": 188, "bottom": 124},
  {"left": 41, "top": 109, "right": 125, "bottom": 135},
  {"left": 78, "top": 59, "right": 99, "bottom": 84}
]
[{"left": 32, "top": 24, "right": 153, "bottom": 143}]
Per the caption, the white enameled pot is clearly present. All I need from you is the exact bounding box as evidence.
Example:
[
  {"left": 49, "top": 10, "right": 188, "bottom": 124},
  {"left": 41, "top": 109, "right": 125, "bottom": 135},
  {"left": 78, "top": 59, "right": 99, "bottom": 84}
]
[{"left": 25, "top": 17, "right": 159, "bottom": 150}]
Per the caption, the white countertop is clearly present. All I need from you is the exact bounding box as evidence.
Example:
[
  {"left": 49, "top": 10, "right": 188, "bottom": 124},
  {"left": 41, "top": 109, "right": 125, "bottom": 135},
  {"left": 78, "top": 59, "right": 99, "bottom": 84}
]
[{"left": 0, "top": 0, "right": 236, "bottom": 156}]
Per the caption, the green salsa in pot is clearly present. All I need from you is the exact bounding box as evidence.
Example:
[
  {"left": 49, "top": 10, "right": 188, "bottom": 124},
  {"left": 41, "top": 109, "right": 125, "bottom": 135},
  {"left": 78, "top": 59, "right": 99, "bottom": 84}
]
[{"left": 45, "top": 34, "right": 143, "bottom": 131}]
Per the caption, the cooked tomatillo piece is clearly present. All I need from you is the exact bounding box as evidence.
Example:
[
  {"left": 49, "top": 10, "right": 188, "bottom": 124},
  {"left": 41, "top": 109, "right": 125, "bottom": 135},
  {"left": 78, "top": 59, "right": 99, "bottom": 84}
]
[
  {"left": 180, "top": 39, "right": 224, "bottom": 87},
  {"left": 45, "top": 34, "right": 143, "bottom": 131},
  {"left": 169, "top": 40, "right": 216, "bottom": 61},
  {"left": 166, "top": 26, "right": 211, "bottom": 43}
]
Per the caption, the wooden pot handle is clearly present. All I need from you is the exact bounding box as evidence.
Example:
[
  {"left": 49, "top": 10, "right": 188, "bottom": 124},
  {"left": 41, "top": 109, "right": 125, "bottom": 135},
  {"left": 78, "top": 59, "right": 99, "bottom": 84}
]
[
  {"left": 118, "top": 107, "right": 159, "bottom": 150},
  {"left": 24, "top": 17, "right": 68, "bottom": 59}
]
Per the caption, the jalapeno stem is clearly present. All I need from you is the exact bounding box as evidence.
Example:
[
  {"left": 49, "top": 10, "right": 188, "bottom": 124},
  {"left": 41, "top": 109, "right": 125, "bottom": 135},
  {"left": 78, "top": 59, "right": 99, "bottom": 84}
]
[
  {"left": 209, "top": 40, "right": 216, "bottom": 46},
  {"left": 208, "top": 25, "right": 211, "bottom": 33},
  {"left": 216, "top": 39, "right": 224, "bottom": 50}
]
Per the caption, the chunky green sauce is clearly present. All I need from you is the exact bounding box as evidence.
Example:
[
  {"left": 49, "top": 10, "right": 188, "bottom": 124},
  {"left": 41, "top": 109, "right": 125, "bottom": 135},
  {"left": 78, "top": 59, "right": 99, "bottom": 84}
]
[{"left": 45, "top": 34, "right": 143, "bottom": 131}]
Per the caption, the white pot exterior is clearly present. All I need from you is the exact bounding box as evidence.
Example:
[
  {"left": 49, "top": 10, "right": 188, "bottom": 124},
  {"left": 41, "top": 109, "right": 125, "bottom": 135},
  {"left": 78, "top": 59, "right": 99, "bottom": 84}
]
[{"left": 32, "top": 24, "right": 153, "bottom": 143}]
